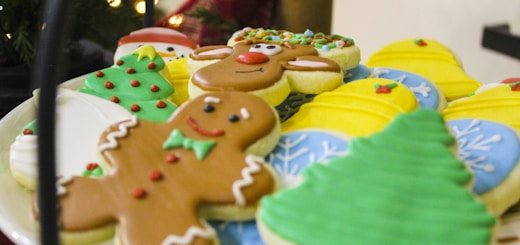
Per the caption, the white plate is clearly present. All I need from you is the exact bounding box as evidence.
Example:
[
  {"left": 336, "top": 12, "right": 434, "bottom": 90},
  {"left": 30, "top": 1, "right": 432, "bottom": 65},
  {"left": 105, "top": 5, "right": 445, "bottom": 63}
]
[{"left": 0, "top": 75, "right": 112, "bottom": 245}]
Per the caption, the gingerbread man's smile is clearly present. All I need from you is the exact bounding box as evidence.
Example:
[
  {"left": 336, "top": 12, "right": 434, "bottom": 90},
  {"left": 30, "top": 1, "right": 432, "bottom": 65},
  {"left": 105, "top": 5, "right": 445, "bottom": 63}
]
[{"left": 186, "top": 115, "right": 225, "bottom": 137}]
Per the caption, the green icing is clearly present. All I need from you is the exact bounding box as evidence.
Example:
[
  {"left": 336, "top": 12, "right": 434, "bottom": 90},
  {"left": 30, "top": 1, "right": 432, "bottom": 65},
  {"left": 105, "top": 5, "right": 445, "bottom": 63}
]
[
  {"left": 20, "top": 120, "right": 38, "bottom": 135},
  {"left": 259, "top": 109, "right": 495, "bottom": 245},
  {"left": 163, "top": 129, "right": 216, "bottom": 160},
  {"left": 79, "top": 45, "right": 176, "bottom": 122}
]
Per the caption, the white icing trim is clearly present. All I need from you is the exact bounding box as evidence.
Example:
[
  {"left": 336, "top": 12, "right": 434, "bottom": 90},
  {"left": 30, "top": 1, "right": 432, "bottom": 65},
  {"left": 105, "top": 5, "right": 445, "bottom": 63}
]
[
  {"left": 56, "top": 176, "right": 73, "bottom": 196},
  {"left": 161, "top": 226, "right": 213, "bottom": 245},
  {"left": 98, "top": 116, "right": 138, "bottom": 152},
  {"left": 232, "top": 155, "right": 263, "bottom": 206},
  {"left": 287, "top": 60, "right": 329, "bottom": 68},
  {"left": 240, "top": 108, "right": 250, "bottom": 120},
  {"left": 203, "top": 96, "right": 221, "bottom": 104},
  {"left": 197, "top": 47, "right": 233, "bottom": 56}
]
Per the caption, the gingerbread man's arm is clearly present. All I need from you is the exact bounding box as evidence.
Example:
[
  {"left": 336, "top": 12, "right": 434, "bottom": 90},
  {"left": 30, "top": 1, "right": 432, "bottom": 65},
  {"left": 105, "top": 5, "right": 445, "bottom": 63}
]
[{"left": 58, "top": 177, "right": 117, "bottom": 231}]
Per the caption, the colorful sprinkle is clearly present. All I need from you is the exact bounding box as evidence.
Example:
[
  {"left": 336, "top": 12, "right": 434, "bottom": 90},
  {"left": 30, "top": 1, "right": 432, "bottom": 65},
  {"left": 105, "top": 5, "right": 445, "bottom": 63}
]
[
  {"left": 149, "top": 170, "right": 162, "bottom": 181},
  {"left": 150, "top": 85, "right": 160, "bottom": 92},
  {"left": 105, "top": 81, "right": 115, "bottom": 89},
  {"left": 166, "top": 154, "right": 179, "bottom": 163},
  {"left": 130, "top": 80, "right": 140, "bottom": 87},
  {"left": 148, "top": 62, "right": 157, "bottom": 70},
  {"left": 156, "top": 100, "right": 167, "bottom": 108},
  {"left": 110, "top": 96, "right": 120, "bottom": 103},
  {"left": 86, "top": 163, "right": 99, "bottom": 171},
  {"left": 22, "top": 128, "right": 33, "bottom": 135},
  {"left": 130, "top": 104, "right": 141, "bottom": 112},
  {"left": 375, "top": 83, "right": 398, "bottom": 94},
  {"left": 131, "top": 188, "right": 146, "bottom": 199},
  {"left": 116, "top": 60, "right": 124, "bottom": 66},
  {"left": 95, "top": 71, "right": 104, "bottom": 77},
  {"left": 415, "top": 39, "right": 427, "bottom": 46},
  {"left": 127, "top": 68, "right": 136, "bottom": 74}
]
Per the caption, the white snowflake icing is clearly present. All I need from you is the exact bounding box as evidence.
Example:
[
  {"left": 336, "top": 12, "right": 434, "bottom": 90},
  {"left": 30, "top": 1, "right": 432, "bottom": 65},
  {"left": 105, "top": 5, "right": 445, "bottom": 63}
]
[
  {"left": 451, "top": 119, "right": 502, "bottom": 172},
  {"left": 267, "top": 133, "right": 347, "bottom": 188}
]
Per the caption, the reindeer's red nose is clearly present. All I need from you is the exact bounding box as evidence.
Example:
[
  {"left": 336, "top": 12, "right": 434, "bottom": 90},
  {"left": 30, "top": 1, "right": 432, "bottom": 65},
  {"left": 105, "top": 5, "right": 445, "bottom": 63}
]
[{"left": 236, "top": 52, "right": 269, "bottom": 65}]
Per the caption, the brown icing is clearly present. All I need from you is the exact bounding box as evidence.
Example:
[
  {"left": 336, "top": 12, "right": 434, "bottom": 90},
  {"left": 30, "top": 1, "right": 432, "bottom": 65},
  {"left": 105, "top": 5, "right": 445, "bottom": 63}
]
[
  {"left": 55, "top": 92, "right": 279, "bottom": 245},
  {"left": 190, "top": 41, "right": 325, "bottom": 92}
]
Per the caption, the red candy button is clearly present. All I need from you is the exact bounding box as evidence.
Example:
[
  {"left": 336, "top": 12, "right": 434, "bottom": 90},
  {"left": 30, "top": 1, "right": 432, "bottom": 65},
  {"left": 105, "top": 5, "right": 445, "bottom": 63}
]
[{"left": 236, "top": 52, "right": 269, "bottom": 65}]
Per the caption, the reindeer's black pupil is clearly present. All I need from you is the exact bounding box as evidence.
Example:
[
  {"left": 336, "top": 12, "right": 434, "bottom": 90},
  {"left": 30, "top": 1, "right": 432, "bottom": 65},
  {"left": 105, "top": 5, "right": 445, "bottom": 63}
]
[
  {"left": 254, "top": 44, "right": 261, "bottom": 48},
  {"left": 266, "top": 45, "right": 276, "bottom": 49},
  {"left": 167, "top": 47, "right": 175, "bottom": 52},
  {"left": 204, "top": 104, "right": 215, "bottom": 112},
  {"left": 228, "top": 114, "right": 240, "bottom": 123}
]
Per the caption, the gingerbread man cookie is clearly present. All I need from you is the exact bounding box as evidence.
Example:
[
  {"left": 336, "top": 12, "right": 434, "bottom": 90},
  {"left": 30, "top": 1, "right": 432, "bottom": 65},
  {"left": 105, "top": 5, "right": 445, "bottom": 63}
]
[
  {"left": 48, "top": 92, "right": 281, "bottom": 245},
  {"left": 188, "top": 40, "right": 344, "bottom": 106}
]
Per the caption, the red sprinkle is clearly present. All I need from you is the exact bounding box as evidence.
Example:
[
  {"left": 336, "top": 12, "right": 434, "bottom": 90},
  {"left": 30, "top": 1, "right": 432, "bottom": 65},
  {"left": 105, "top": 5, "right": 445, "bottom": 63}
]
[
  {"left": 105, "top": 81, "right": 114, "bottom": 89},
  {"left": 130, "top": 104, "right": 141, "bottom": 112},
  {"left": 131, "top": 188, "right": 146, "bottom": 199},
  {"left": 110, "top": 96, "right": 120, "bottom": 103},
  {"left": 166, "top": 154, "right": 179, "bottom": 163},
  {"left": 130, "top": 80, "right": 140, "bottom": 87},
  {"left": 149, "top": 170, "right": 162, "bottom": 181},
  {"left": 86, "top": 163, "right": 99, "bottom": 171},
  {"left": 95, "top": 71, "right": 104, "bottom": 77},
  {"left": 127, "top": 68, "right": 136, "bottom": 74},
  {"left": 148, "top": 62, "right": 157, "bottom": 70},
  {"left": 150, "top": 85, "right": 160, "bottom": 92},
  {"left": 116, "top": 60, "right": 124, "bottom": 66},
  {"left": 156, "top": 100, "right": 167, "bottom": 108},
  {"left": 22, "top": 128, "right": 33, "bottom": 135}
]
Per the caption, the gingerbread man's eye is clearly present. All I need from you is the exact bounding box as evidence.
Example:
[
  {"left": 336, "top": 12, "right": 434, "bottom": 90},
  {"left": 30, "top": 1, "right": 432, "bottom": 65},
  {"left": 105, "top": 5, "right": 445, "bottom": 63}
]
[
  {"left": 166, "top": 46, "right": 175, "bottom": 52},
  {"left": 204, "top": 104, "right": 215, "bottom": 113},
  {"left": 228, "top": 114, "right": 240, "bottom": 123}
]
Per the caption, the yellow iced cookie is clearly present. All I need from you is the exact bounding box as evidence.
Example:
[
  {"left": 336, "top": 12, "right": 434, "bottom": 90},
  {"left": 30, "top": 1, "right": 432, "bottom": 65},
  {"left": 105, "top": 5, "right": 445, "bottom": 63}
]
[
  {"left": 366, "top": 38, "right": 481, "bottom": 101},
  {"left": 281, "top": 78, "right": 418, "bottom": 137}
]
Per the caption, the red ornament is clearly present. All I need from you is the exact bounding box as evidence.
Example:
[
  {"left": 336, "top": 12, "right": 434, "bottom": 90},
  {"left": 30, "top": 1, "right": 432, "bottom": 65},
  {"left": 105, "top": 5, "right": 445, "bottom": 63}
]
[
  {"left": 131, "top": 188, "right": 146, "bottom": 199},
  {"left": 105, "top": 81, "right": 115, "bottom": 89},
  {"left": 116, "top": 60, "right": 124, "bottom": 66},
  {"left": 149, "top": 170, "right": 162, "bottom": 181},
  {"left": 95, "top": 71, "right": 104, "bottom": 77},
  {"left": 148, "top": 62, "right": 157, "bottom": 70},
  {"left": 166, "top": 154, "right": 179, "bottom": 163},
  {"left": 130, "top": 104, "right": 141, "bottom": 112},
  {"left": 130, "top": 80, "right": 140, "bottom": 87},
  {"left": 156, "top": 100, "right": 167, "bottom": 108},
  {"left": 22, "top": 128, "right": 33, "bottom": 135},
  {"left": 127, "top": 68, "right": 136, "bottom": 74},
  {"left": 86, "top": 163, "right": 99, "bottom": 171},
  {"left": 150, "top": 85, "right": 160, "bottom": 92},
  {"left": 110, "top": 96, "right": 120, "bottom": 103}
]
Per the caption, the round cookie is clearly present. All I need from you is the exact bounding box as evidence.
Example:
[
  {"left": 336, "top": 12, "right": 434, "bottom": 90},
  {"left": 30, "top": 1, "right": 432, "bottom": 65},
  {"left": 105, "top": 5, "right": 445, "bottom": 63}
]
[
  {"left": 281, "top": 77, "right": 419, "bottom": 137},
  {"left": 79, "top": 45, "right": 178, "bottom": 122},
  {"left": 46, "top": 92, "right": 281, "bottom": 245},
  {"left": 447, "top": 118, "right": 520, "bottom": 215},
  {"left": 372, "top": 67, "right": 447, "bottom": 111},
  {"left": 9, "top": 88, "right": 132, "bottom": 190},
  {"left": 443, "top": 82, "right": 520, "bottom": 131},
  {"left": 366, "top": 38, "right": 482, "bottom": 101},
  {"left": 258, "top": 109, "right": 496, "bottom": 245}
]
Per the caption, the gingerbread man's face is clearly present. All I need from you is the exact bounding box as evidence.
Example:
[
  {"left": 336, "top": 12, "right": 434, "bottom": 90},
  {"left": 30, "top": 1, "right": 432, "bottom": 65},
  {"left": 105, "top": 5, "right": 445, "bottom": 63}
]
[{"left": 53, "top": 91, "right": 280, "bottom": 245}]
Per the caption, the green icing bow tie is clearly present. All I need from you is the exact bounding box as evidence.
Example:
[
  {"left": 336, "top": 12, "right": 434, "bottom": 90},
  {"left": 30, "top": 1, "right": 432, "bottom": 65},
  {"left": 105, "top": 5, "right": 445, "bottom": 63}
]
[{"left": 163, "top": 129, "right": 217, "bottom": 160}]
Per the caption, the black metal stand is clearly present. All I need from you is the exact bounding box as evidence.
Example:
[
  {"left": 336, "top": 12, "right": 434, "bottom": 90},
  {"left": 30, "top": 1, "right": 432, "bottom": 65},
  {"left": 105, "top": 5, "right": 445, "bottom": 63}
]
[
  {"left": 34, "top": 1, "right": 155, "bottom": 244},
  {"left": 482, "top": 23, "right": 520, "bottom": 60}
]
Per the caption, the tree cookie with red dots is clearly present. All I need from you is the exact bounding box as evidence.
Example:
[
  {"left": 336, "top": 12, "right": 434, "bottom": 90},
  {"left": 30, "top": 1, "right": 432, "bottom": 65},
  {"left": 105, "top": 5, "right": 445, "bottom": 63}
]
[
  {"left": 41, "top": 91, "right": 281, "bottom": 245},
  {"left": 80, "top": 45, "right": 177, "bottom": 122}
]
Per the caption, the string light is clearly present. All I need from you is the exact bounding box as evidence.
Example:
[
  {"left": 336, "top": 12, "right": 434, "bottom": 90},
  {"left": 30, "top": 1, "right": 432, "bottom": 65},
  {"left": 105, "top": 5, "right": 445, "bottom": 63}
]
[
  {"left": 135, "top": 0, "right": 159, "bottom": 14},
  {"left": 6, "top": 33, "right": 11, "bottom": 39},
  {"left": 107, "top": 0, "right": 121, "bottom": 8},
  {"left": 168, "top": 14, "right": 183, "bottom": 28}
]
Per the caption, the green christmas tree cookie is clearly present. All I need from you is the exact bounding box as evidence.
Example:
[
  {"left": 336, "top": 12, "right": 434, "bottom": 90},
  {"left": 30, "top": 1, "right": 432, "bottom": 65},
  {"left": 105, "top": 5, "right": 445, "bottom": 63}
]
[
  {"left": 80, "top": 45, "right": 177, "bottom": 122},
  {"left": 258, "top": 109, "right": 496, "bottom": 245}
]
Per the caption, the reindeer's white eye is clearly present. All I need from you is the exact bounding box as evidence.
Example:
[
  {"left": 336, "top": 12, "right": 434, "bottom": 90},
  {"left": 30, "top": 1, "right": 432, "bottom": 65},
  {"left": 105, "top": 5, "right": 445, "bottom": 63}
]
[{"left": 249, "top": 43, "right": 282, "bottom": 56}]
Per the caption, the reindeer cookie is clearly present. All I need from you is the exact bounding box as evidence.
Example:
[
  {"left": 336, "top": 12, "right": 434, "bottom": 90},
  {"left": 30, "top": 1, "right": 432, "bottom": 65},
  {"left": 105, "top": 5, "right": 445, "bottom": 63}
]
[
  {"left": 188, "top": 41, "right": 344, "bottom": 106},
  {"left": 46, "top": 92, "right": 281, "bottom": 245}
]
